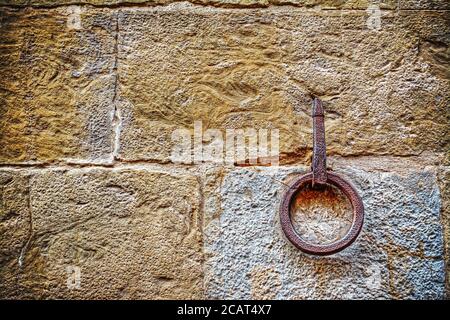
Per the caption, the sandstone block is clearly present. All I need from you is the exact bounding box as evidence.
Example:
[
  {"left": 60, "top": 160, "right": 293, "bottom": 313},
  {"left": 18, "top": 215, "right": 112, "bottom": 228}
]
[
  {"left": 0, "top": 7, "right": 116, "bottom": 164},
  {"left": 0, "top": 168, "right": 203, "bottom": 299},
  {"left": 0, "top": 1, "right": 399, "bottom": 9},
  {"left": 116, "top": 7, "right": 449, "bottom": 163}
]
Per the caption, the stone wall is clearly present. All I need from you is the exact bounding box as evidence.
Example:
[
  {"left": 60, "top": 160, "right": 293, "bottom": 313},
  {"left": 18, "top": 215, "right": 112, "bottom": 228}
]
[{"left": 0, "top": 1, "right": 448, "bottom": 299}]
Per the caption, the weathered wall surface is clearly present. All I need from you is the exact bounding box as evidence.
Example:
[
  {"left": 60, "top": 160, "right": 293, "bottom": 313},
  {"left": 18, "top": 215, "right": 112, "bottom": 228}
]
[{"left": 0, "top": 1, "right": 449, "bottom": 299}]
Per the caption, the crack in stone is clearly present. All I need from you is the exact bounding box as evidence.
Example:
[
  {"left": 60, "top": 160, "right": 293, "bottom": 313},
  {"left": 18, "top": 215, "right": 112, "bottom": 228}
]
[
  {"left": 18, "top": 174, "right": 33, "bottom": 268},
  {"left": 111, "top": 12, "right": 122, "bottom": 162}
]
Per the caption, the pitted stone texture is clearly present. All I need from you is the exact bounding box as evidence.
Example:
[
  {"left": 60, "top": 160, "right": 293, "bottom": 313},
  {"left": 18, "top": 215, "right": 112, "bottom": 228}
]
[
  {"left": 116, "top": 7, "right": 449, "bottom": 163},
  {"left": 0, "top": 1, "right": 399, "bottom": 9},
  {"left": 437, "top": 167, "right": 450, "bottom": 297},
  {"left": 0, "top": 7, "right": 116, "bottom": 164},
  {"left": 0, "top": 168, "right": 203, "bottom": 299},
  {"left": 400, "top": 0, "right": 450, "bottom": 10},
  {"left": 0, "top": 0, "right": 27, "bottom": 4},
  {"left": 0, "top": 171, "right": 32, "bottom": 298},
  {"left": 3, "top": 0, "right": 443, "bottom": 10},
  {"left": 290, "top": 183, "right": 353, "bottom": 245},
  {"left": 204, "top": 166, "right": 445, "bottom": 299}
]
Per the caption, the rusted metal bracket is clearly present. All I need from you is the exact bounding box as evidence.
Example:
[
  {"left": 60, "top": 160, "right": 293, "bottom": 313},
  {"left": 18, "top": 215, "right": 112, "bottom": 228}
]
[
  {"left": 279, "top": 97, "right": 364, "bottom": 256},
  {"left": 312, "top": 98, "right": 327, "bottom": 186}
]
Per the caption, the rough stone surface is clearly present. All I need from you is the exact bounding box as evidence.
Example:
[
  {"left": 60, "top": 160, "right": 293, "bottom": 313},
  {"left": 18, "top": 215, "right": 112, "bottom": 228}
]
[
  {"left": 0, "top": 168, "right": 203, "bottom": 299},
  {"left": 0, "top": 7, "right": 116, "bottom": 164},
  {"left": 116, "top": 6, "right": 449, "bottom": 163},
  {"left": 1, "top": 6, "right": 448, "bottom": 166},
  {"left": 0, "top": 171, "right": 32, "bottom": 297},
  {"left": 437, "top": 166, "right": 450, "bottom": 296},
  {"left": 0, "top": 3, "right": 448, "bottom": 300},
  {"left": 3, "top": 1, "right": 448, "bottom": 10},
  {"left": 400, "top": 0, "right": 450, "bottom": 10},
  {"left": 0, "top": 1, "right": 400, "bottom": 9},
  {"left": 290, "top": 183, "right": 353, "bottom": 245},
  {"left": 203, "top": 164, "right": 445, "bottom": 299}
]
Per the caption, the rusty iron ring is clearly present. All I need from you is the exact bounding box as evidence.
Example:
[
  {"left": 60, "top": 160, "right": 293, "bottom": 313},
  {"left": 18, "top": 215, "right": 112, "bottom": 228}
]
[
  {"left": 279, "top": 171, "right": 364, "bottom": 255},
  {"left": 279, "top": 97, "right": 364, "bottom": 255}
]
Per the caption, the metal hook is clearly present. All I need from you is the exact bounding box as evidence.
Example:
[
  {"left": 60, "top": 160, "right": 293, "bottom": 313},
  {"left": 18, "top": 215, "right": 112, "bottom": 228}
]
[
  {"left": 312, "top": 97, "right": 327, "bottom": 186},
  {"left": 279, "top": 97, "right": 364, "bottom": 255}
]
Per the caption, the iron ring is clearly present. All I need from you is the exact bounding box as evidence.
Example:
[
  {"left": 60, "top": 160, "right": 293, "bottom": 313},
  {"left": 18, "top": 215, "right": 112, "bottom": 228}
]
[{"left": 279, "top": 171, "right": 364, "bottom": 256}]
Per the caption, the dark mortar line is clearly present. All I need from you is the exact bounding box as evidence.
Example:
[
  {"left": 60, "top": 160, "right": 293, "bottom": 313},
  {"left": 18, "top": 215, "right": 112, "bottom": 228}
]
[
  {"left": 110, "top": 158, "right": 173, "bottom": 166},
  {"left": 0, "top": 161, "right": 116, "bottom": 170},
  {"left": 0, "top": 2, "right": 449, "bottom": 11},
  {"left": 0, "top": 153, "right": 446, "bottom": 170},
  {"left": 0, "top": 158, "right": 194, "bottom": 170}
]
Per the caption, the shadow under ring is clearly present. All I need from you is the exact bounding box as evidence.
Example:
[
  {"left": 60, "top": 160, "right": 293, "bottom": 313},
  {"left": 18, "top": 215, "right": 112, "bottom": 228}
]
[{"left": 279, "top": 172, "right": 364, "bottom": 256}]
